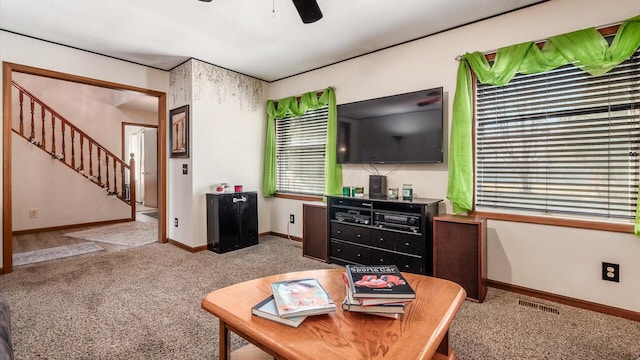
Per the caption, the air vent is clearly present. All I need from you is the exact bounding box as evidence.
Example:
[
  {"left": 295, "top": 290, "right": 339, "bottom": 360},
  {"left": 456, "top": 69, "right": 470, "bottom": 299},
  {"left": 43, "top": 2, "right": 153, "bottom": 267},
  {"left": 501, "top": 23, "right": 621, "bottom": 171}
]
[{"left": 518, "top": 299, "right": 560, "bottom": 315}]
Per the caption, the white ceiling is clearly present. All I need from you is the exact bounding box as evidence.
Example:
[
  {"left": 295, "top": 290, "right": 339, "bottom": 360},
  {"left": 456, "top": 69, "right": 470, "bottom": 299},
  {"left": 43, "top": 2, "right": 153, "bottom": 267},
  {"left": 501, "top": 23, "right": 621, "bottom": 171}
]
[{"left": 1, "top": 0, "right": 545, "bottom": 82}]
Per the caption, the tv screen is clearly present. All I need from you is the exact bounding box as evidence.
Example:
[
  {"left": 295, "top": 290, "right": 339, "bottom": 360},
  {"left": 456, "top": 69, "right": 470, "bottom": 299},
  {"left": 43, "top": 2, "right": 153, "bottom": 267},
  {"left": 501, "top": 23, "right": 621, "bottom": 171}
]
[{"left": 336, "top": 87, "right": 444, "bottom": 164}]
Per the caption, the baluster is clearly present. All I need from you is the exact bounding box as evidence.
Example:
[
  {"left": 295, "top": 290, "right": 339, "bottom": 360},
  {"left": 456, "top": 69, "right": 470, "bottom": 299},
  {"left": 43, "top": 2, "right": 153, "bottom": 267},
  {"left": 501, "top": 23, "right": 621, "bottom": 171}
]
[
  {"left": 113, "top": 158, "right": 118, "bottom": 196},
  {"left": 18, "top": 91, "right": 24, "bottom": 135},
  {"left": 129, "top": 154, "right": 136, "bottom": 216},
  {"left": 50, "top": 113, "right": 56, "bottom": 155},
  {"left": 71, "top": 129, "right": 76, "bottom": 169},
  {"left": 97, "top": 147, "right": 102, "bottom": 185},
  {"left": 28, "top": 99, "right": 35, "bottom": 137},
  {"left": 89, "top": 142, "right": 94, "bottom": 177},
  {"left": 121, "top": 162, "right": 126, "bottom": 200},
  {"left": 41, "top": 107, "right": 46, "bottom": 148},
  {"left": 61, "top": 122, "right": 66, "bottom": 161},
  {"left": 30, "top": 99, "right": 35, "bottom": 140},
  {"left": 79, "top": 136, "right": 84, "bottom": 173},
  {"left": 105, "top": 155, "right": 110, "bottom": 190}
]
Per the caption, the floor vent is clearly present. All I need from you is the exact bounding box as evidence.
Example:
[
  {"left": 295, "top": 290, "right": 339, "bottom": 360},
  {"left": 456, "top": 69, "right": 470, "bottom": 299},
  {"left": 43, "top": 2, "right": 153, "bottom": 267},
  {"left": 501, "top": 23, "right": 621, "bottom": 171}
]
[{"left": 518, "top": 299, "right": 560, "bottom": 315}]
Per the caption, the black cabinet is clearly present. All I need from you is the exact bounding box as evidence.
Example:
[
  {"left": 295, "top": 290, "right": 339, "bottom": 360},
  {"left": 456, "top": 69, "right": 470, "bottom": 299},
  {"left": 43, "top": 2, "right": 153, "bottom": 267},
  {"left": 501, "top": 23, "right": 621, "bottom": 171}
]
[
  {"left": 206, "top": 192, "right": 258, "bottom": 253},
  {"left": 327, "top": 195, "right": 441, "bottom": 275}
]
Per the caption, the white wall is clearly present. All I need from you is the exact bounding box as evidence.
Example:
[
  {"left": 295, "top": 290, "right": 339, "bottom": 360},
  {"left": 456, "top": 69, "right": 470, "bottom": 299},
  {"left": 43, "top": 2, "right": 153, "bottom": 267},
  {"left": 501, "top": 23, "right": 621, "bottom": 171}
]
[
  {"left": 268, "top": 0, "right": 640, "bottom": 312},
  {"left": 0, "top": 30, "right": 169, "bottom": 267},
  {"left": 168, "top": 59, "right": 269, "bottom": 248}
]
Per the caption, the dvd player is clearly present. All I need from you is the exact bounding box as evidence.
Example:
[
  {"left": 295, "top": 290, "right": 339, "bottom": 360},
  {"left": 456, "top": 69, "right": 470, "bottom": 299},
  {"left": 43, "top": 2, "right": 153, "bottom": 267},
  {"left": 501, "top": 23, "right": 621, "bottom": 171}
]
[{"left": 335, "top": 211, "right": 370, "bottom": 225}]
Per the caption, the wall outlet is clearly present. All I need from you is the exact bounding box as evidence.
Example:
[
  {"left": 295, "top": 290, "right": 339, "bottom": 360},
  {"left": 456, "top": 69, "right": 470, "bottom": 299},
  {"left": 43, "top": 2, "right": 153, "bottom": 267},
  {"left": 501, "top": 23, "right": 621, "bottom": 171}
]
[
  {"left": 602, "top": 262, "right": 619, "bottom": 282},
  {"left": 29, "top": 209, "right": 38, "bottom": 218},
  {"left": 289, "top": 214, "right": 295, "bottom": 224},
  {"left": 174, "top": 218, "right": 179, "bottom": 227}
]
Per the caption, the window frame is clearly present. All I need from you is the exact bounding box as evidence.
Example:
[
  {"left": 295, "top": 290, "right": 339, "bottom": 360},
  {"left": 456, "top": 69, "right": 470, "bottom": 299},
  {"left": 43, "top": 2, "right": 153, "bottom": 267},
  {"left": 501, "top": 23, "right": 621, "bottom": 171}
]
[
  {"left": 469, "top": 24, "right": 635, "bottom": 234},
  {"left": 274, "top": 104, "right": 329, "bottom": 199}
]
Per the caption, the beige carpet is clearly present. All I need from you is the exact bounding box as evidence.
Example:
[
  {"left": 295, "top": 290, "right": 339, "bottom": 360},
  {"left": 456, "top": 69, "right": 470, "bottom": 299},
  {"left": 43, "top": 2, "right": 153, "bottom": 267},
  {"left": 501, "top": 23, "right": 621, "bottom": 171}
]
[
  {"left": 64, "top": 221, "right": 157, "bottom": 247},
  {"left": 0, "top": 236, "right": 638, "bottom": 359},
  {"left": 12, "top": 242, "right": 104, "bottom": 266}
]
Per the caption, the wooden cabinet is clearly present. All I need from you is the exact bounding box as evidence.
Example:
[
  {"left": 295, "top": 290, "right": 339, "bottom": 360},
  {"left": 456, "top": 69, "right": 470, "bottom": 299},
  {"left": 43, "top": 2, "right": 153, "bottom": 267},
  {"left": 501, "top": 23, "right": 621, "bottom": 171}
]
[
  {"left": 433, "top": 214, "right": 487, "bottom": 302},
  {"left": 206, "top": 192, "right": 258, "bottom": 253},
  {"left": 302, "top": 203, "right": 327, "bottom": 261},
  {"left": 326, "top": 195, "right": 441, "bottom": 275}
]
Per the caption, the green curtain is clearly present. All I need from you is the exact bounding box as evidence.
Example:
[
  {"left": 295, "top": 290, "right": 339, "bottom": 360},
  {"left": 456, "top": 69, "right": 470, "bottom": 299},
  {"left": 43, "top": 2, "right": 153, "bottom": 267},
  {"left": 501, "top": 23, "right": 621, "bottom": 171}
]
[
  {"left": 447, "top": 15, "right": 640, "bottom": 230},
  {"left": 262, "top": 87, "right": 342, "bottom": 199}
]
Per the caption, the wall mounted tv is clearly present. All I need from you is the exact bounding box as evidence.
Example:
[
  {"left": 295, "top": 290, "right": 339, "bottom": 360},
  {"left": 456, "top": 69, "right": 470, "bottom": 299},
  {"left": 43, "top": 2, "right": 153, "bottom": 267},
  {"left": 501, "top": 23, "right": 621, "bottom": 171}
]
[{"left": 337, "top": 87, "right": 444, "bottom": 164}]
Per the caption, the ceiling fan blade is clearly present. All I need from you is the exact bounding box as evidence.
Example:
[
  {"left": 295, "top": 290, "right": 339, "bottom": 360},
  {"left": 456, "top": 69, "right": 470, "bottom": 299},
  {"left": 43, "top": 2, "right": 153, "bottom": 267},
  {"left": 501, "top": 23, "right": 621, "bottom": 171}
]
[{"left": 291, "top": 0, "right": 323, "bottom": 24}]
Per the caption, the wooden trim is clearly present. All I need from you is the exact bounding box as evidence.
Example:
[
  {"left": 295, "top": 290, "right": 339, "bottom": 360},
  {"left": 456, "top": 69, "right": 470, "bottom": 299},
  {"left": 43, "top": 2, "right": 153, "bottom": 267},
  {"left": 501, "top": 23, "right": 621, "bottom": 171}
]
[
  {"left": 274, "top": 193, "right": 323, "bottom": 202},
  {"left": 2, "top": 61, "right": 168, "bottom": 273},
  {"left": 472, "top": 211, "right": 633, "bottom": 234},
  {"left": 167, "top": 233, "right": 276, "bottom": 252},
  {"left": 487, "top": 280, "right": 640, "bottom": 322},
  {"left": 11, "top": 218, "right": 132, "bottom": 236},
  {"left": 268, "top": 231, "right": 303, "bottom": 242},
  {"left": 157, "top": 93, "right": 167, "bottom": 244},
  {"left": 166, "top": 238, "right": 208, "bottom": 252},
  {"left": 6, "top": 62, "right": 165, "bottom": 96},
  {"left": 3, "top": 63, "right": 14, "bottom": 273}
]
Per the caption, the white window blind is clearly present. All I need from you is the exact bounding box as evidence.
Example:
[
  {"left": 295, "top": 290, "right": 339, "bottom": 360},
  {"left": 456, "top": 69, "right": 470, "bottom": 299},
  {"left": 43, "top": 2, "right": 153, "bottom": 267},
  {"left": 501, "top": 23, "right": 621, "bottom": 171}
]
[
  {"left": 275, "top": 105, "right": 328, "bottom": 196},
  {"left": 475, "top": 48, "right": 640, "bottom": 221}
]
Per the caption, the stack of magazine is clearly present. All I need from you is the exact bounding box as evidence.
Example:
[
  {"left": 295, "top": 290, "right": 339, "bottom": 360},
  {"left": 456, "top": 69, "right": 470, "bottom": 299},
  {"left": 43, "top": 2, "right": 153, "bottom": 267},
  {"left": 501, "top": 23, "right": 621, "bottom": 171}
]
[
  {"left": 342, "top": 265, "right": 416, "bottom": 319},
  {"left": 251, "top": 278, "right": 337, "bottom": 328}
]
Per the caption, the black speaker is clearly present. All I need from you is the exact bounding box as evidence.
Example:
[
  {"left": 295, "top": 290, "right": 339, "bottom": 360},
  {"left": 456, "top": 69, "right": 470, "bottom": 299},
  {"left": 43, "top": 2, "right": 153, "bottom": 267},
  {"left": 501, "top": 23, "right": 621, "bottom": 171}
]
[
  {"left": 291, "top": 0, "right": 323, "bottom": 24},
  {"left": 369, "top": 175, "right": 387, "bottom": 198}
]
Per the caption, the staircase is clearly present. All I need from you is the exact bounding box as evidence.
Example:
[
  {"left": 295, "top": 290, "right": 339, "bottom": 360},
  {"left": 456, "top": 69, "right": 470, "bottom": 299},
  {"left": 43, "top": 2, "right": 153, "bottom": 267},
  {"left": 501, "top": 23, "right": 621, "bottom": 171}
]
[{"left": 11, "top": 80, "right": 136, "bottom": 218}]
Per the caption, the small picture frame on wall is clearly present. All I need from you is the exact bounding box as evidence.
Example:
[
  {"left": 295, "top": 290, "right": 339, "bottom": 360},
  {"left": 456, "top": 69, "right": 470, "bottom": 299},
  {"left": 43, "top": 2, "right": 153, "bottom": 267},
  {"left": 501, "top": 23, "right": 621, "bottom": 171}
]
[{"left": 169, "top": 105, "right": 189, "bottom": 158}]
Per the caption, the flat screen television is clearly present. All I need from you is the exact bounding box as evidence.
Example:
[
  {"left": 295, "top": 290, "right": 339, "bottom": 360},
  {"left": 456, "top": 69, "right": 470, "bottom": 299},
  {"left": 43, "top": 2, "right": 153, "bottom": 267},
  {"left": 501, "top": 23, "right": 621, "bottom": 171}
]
[{"left": 337, "top": 87, "right": 444, "bottom": 164}]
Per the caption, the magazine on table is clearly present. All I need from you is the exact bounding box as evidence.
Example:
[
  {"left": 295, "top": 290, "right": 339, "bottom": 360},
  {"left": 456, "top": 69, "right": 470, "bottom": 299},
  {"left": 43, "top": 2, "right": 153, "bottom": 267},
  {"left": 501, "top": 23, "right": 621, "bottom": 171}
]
[
  {"left": 344, "top": 265, "right": 416, "bottom": 299},
  {"left": 271, "top": 278, "right": 337, "bottom": 318},
  {"left": 251, "top": 295, "right": 307, "bottom": 328}
]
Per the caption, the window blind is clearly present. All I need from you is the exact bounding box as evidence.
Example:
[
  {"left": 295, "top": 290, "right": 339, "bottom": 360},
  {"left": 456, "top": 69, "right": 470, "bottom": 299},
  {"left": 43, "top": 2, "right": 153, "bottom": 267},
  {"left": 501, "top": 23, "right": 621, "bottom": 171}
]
[
  {"left": 475, "top": 48, "right": 640, "bottom": 221},
  {"left": 275, "top": 105, "right": 328, "bottom": 196}
]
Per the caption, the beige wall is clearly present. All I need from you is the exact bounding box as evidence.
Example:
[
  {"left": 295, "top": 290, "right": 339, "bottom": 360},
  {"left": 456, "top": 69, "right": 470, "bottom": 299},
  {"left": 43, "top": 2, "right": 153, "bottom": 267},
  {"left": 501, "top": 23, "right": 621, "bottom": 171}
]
[
  {"left": 0, "top": 30, "right": 169, "bottom": 267},
  {"left": 268, "top": 0, "right": 640, "bottom": 312},
  {"left": 167, "top": 59, "right": 269, "bottom": 248}
]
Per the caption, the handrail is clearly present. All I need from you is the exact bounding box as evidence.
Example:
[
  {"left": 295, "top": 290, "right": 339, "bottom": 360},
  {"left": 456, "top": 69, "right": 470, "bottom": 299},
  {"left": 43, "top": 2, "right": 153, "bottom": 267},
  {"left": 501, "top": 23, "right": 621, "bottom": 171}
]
[
  {"left": 11, "top": 81, "right": 125, "bottom": 164},
  {"left": 11, "top": 80, "right": 135, "bottom": 211}
]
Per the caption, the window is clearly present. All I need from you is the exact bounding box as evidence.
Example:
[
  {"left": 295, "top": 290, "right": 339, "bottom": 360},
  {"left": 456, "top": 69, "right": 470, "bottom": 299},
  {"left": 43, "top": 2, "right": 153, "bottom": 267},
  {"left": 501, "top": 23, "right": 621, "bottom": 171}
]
[
  {"left": 475, "top": 47, "right": 640, "bottom": 222},
  {"left": 275, "top": 105, "right": 328, "bottom": 196}
]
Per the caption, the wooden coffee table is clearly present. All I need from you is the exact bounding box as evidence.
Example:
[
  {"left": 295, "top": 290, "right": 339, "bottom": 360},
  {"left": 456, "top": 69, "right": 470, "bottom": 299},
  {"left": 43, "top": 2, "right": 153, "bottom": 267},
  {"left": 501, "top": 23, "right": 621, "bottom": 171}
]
[{"left": 201, "top": 269, "right": 466, "bottom": 360}]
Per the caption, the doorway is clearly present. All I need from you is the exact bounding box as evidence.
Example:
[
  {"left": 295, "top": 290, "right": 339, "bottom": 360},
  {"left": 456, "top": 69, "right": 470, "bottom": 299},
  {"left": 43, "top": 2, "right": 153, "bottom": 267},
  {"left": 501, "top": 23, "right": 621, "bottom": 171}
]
[
  {"left": 124, "top": 124, "right": 159, "bottom": 213},
  {"left": 2, "top": 62, "right": 167, "bottom": 273}
]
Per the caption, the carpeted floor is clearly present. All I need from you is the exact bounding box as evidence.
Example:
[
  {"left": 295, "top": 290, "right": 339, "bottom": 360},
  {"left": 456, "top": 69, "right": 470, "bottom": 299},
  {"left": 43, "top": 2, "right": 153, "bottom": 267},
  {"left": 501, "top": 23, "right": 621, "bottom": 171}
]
[
  {"left": 0, "top": 236, "right": 638, "bottom": 360},
  {"left": 64, "top": 221, "right": 157, "bottom": 247},
  {"left": 12, "top": 242, "right": 104, "bottom": 266}
]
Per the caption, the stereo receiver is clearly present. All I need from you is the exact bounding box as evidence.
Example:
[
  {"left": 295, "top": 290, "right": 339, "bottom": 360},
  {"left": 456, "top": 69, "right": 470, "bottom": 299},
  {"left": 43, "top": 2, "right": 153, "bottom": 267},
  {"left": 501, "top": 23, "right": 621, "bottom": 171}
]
[{"left": 374, "top": 212, "right": 420, "bottom": 233}]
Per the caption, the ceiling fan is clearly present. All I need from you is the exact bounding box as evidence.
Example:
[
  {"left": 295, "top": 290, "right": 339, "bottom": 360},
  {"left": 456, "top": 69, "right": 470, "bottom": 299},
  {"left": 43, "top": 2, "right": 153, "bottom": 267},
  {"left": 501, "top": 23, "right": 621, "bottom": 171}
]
[{"left": 198, "top": 0, "right": 323, "bottom": 24}]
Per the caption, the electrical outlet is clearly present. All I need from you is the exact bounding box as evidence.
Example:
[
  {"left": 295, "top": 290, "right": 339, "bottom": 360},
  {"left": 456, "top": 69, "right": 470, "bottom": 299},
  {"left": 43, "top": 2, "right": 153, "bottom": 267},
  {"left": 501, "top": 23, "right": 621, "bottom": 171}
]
[
  {"left": 602, "top": 262, "right": 619, "bottom": 282},
  {"left": 290, "top": 214, "right": 295, "bottom": 224},
  {"left": 174, "top": 218, "right": 179, "bottom": 227},
  {"left": 29, "top": 209, "right": 39, "bottom": 218}
]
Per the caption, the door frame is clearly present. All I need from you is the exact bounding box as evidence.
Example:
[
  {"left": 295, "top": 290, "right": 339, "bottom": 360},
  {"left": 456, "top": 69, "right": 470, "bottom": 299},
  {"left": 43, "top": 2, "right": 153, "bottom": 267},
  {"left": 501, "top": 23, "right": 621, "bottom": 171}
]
[
  {"left": 2, "top": 62, "right": 168, "bottom": 273},
  {"left": 122, "top": 123, "right": 159, "bottom": 207}
]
